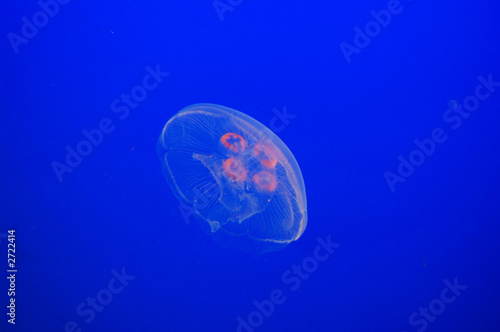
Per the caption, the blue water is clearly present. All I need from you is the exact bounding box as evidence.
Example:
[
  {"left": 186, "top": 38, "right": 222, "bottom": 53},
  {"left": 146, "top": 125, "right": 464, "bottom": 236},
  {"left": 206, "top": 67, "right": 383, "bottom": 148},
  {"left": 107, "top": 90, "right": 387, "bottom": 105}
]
[{"left": 2, "top": 1, "right": 500, "bottom": 331}]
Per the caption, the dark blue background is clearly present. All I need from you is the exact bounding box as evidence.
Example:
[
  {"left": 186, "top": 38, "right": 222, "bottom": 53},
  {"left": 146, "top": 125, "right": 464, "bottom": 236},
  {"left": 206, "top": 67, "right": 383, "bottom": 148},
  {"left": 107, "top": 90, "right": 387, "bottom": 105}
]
[{"left": 2, "top": 0, "right": 500, "bottom": 331}]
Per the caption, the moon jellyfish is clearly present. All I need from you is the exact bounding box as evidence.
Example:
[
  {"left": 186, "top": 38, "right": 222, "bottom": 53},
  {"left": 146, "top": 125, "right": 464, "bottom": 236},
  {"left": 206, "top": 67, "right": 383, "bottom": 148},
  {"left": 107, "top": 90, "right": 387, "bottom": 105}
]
[{"left": 157, "top": 104, "right": 307, "bottom": 253}]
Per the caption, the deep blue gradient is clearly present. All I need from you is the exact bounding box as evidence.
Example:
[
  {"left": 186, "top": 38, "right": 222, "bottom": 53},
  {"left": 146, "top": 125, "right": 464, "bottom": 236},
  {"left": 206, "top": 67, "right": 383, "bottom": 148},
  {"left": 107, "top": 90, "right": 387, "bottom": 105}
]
[{"left": 1, "top": 1, "right": 500, "bottom": 331}]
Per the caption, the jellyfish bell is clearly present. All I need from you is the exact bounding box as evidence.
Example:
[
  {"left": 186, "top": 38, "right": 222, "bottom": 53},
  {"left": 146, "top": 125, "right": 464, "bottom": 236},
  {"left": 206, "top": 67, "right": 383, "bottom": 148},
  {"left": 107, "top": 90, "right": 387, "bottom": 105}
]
[{"left": 157, "top": 103, "right": 307, "bottom": 253}]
